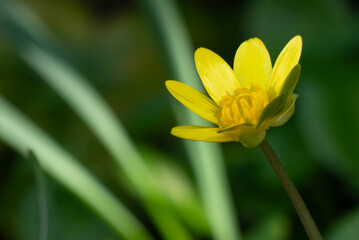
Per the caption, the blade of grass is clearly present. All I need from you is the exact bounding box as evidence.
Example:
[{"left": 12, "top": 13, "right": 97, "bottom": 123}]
[
  {"left": 21, "top": 43, "right": 192, "bottom": 240},
  {"left": 139, "top": 145, "right": 209, "bottom": 235},
  {"left": 21, "top": 43, "right": 157, "bottom": 199},
  {"left": 135, "top": 0, "right": 241, "bottom": 239},
  {"left": 244, "top": 214, "right": 290, "bottom": 240},
  {"left": 326, "top": 207, "right": 359, "bottom": 240},
  {"left": 0, "top": 1, "right": 194, "bottom": 239},
  {"left": 0, "top": 0, "right": 62, "bottom": 52},
  {"left": 29, "top": 150, "right": 48, "bottom": 240},
  {"left": 0, "top": 96, "right": 153, "bottom": 240}
]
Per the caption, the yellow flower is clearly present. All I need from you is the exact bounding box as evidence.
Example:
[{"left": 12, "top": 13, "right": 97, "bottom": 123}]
[{"left": 166, "top": 36, "right": 302, "bottom": 148}]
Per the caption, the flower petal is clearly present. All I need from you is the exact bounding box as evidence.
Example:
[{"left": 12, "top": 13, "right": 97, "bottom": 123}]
[
  {"left": 171, "top": 125, "right": 234, "bottom": 142},
  {"left": 234, "top": 38, "right": 272, "bottom": 90},
  {"left": 268, "top": 35, "right": 302, "bottom": 96},
  {"left": 195, "top": 48, "right": 241, "bottom": 105},
  {"left": 270, "top": 94, "right": 298, "bottom": 127},
  {"left": 166, "top": 80, "right": 220, "bottom": 125}
]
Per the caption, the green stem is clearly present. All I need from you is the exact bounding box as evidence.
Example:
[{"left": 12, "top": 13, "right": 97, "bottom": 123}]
[{"left": 259, "top": 138, "right": 322, "bottom": 240}]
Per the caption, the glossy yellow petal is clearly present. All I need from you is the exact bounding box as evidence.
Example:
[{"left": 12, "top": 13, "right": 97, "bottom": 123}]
[
  {"left": 171, "top": 125, "right": 234, "bottom": 142},
  {"left": 234, "top": 38, "right": 272, "bottom": 90},
  {"left": 270, "top": 94, "right": 298, "bottom": 127},
  {"left": 166, "top": 80, "right": 220, "bottom": 125},
  {"left": 268, "top": 36, "right": 302, "bottom": 96},
  {"left": 195, "top": 48, "right": 241, "bottom": 105}
]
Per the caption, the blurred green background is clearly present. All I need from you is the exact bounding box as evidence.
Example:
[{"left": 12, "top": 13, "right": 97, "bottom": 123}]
[{"left": 0, "top": 0, "right": 359, "bottom": 239}]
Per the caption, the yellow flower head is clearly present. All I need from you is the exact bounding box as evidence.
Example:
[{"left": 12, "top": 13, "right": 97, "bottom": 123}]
[{"left": 166, "top": 36, "right": 302, "bottom": 148}]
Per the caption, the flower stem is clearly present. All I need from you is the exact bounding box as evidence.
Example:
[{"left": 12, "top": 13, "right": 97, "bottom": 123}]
[{"left": 259, "top": 138, "right": 322, "bottom": 240}]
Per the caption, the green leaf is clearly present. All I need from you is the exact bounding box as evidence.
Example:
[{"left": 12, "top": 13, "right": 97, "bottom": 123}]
[
  {"left": 257, "top": 95, "right": 286, "bottom": 128},
  {"left": 238, "top": 131, "right": 266, "bottom": 148},
  {"left": 217, "top": 124, "right": 252, "bottom": 134},
  {"left": 257, "top": 65, "right": 301, "bottom": 128},
  {"left": 279, "top": 64, "right": 301, "bottom": 98}
]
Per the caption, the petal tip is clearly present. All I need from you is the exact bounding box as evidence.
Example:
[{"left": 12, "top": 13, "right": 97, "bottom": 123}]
[
  {"left": 248, "top": 37, "right": 264, "bottom": 44},
  {"left": 194, "top": 47, "right": 213, "bottom": 62},
  {"left": 170, "top": 126, "right": 183, "bottom": 137},
  {"left": 292, "top": 35, "right": 303, "bottom": 48},
  {"left": 195, "top": 47, "right": 208, "bottom": 55},
  {"left": 165, "top": 80, "right": 177, "bottom": 93},
  {"left": 238, "top": 37, "right": 265, "bottom": 50},
  {"left": 165, "top": 80, "right": 176, "bottom": 88},
  {"left": 294, "top": 35, "right": 302, "bottom": 40}
]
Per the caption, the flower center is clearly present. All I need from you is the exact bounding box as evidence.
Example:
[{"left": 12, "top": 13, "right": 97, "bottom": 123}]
[{"left": 219, "top": 84, "right": 269, "bottom": 127}]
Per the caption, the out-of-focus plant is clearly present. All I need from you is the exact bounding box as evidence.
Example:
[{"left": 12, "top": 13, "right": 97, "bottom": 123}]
[
  {"left": 0, "top": 96, "right": 153, "bottom": 239},
  {"left": 28, "top": 151, "right": 48, "bottom": 240},
  {"left": 0, "top": 0, "right": 204, "bottom": 239}
]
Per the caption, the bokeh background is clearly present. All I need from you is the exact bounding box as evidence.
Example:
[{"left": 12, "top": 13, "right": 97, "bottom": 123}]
[{"left": 1, "top": 0, "right": 359, "bottom": 239}]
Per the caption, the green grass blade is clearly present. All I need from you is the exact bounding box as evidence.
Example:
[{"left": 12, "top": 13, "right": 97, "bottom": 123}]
[
  {"left": 21, "top": 43, "right": 154, "bottom": 195},
  {"left": 136, "top": 0, "right": 241, "bottom": 239},
  {"left": 0, "top": 1, "right": 194, "bottom": 237},
  {"left": 244, "top": 214, "right": 290, "bottom": 240},
  {"left": 1, "top": 1, "right": 198, "bottom": 238},
  {"left": 29, "top": 151, "right": 48, "bottom": 240},
  {"left": 20, "top": 44, "right": 192, "bottom": 240},
  {"left": 0, "top": 1, "right": 152, "bottom": 195},
  {"left": 326, "top": 207, "right": 359, "bottom": 240},
  {"left": 0, "top": 0, "right": 61, "bottom": 51},
  {"left": 139, "top": 145, "right": 210, "bottom": 235},
  {"left": 0, "top": 96, "right": 153, "bottom": 240}
]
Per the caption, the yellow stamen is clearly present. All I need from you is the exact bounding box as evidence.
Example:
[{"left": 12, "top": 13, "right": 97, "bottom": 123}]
[{"left": 219, "top": 84, "right": 269, "bottom": 127}]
